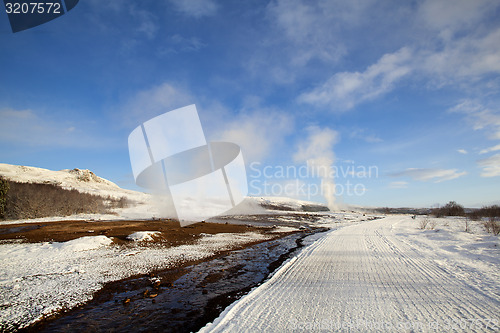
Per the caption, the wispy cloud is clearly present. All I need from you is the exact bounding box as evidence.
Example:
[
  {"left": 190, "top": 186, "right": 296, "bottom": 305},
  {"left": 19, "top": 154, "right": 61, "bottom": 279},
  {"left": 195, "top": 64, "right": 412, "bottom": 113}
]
[
  {"left": 477, "top": 154, "right": 500, "bottom": 177},
  {"left": 159, "top": 35, "right": 206, "bottom": 55},
  {"left": 448, "top": 100, "right": 500, "bottom": 177},
  {"left": 169, "top": 0, "right": 218, "bottom": 18},
  {"left": 419, "top": 27, "right": 500, "bottom": 86},
  {"left": 450, "top": 99, "right": 500, "bottom": 142},
  {"left": 265, "top": 0, "right": 348, "bottom": 67},
  {"left": 214, "top": 108, "right": 294, "bottom": 164},
  {"left": 390, "top": 168, "right": 467, "bottom": 183},
  {"left": 480, "top": 144, "right": 500, "bottom": 154},
  {"left": 122, "top": 83, "right": 196, "bottom": 128},
  {"left": 134, "top": 9, "right": 159, "bottom": 40},
  {"left": 417, "top": 0, "right": 498, "bottom": 38},
  {"left": 389, "top": 181, "right": 408, "bottom": 189},
  {"left": 349, "top": 128, "right": 383, "bottom": 143},
  {"left": 121, "top": 84, "right": 294, "bottom": 165},
  {"left": 87, "top": 1, "right": 159, "bottom": 40},
  {"left": 284, "top": 0, "right": 500, "bottom": 112},
  {"left": 298, "top": 47, "right": 412, "bottom": 110},
  {"left": 457, "top": 149, "right": 468, "bottom": 154}
]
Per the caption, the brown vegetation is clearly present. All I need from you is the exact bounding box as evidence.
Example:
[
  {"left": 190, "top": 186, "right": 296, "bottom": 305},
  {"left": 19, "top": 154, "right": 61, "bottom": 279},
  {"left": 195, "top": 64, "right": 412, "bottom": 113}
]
[
  {"left": 431, "top": 201, "right": 465, "bottom": 217},
  {"left": 469, "top": 205, "right": 500, "bottom": 235},
  {"left": 0, "top": 179, "right": 129, "bottom": 220},
  {"left": 0, "top": 219, "right": 275, "bottom": 244},
  {"left": 0, "top": 177, "right": 8, "bottom": 218}
]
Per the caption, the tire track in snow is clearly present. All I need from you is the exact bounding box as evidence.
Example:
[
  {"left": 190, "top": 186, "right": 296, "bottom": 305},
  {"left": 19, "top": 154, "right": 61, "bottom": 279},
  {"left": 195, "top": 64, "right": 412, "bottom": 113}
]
[{"left": 201, "top": 216, "right": 500, "bottom": 332}]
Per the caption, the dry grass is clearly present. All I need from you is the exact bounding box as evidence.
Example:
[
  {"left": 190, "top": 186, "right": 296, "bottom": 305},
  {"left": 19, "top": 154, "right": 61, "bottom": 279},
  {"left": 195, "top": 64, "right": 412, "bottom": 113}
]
[
  {"left": 483, "top": 217, "right": 500, "bottom": 236},
  {"left": 419, "top": 217, "right": 429, "bottom": 230}
]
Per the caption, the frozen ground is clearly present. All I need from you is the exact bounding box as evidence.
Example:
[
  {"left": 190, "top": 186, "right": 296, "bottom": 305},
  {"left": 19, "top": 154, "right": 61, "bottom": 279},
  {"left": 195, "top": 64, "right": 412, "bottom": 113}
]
[{"left": 202, "top": 215, "right": 500, "bottom": 332}]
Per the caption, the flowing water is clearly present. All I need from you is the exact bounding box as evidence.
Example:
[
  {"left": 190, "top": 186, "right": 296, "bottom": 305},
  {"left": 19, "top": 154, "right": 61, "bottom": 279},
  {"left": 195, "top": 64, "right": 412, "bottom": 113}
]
[{"left": 33, "top": 230, "right": 325, "bottom": 332}]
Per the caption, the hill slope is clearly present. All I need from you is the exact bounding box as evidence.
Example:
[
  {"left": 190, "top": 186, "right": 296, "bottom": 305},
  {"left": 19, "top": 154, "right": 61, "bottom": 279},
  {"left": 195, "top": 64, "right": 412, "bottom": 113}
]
[{"left": 0, "top": 163, "right": 330, "bottom": 222}]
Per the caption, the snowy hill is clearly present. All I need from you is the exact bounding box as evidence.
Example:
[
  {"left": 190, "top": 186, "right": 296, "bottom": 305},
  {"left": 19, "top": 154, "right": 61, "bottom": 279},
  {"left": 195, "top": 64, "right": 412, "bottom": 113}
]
[
  {"left": 0, "top": 163, "right": 142, "bottom": 199},
  {"left": 0, "top": 163, "right": 330, "bottom": 222}
]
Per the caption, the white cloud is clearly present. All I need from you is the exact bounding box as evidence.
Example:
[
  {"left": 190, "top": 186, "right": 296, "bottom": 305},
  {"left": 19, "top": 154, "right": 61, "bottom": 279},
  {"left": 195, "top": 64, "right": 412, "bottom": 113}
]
[
  {"left": 122, "top": 84, "right": 294, "bottom": 165},
  {"left": 448, "top": 100, "right": 500, "bottom": 175},
  {"left": 391, "top": 168, "right": 467, "bottom": 183},
  {"left": 417, "top": 0, "right": 498, "bottom": 37},
  {"left": 480, "top": 144, "right": 500, "bottom": 155},
  {"left": 450, "top": 100, "right": 500, "bottom": 140},
  {"left": 214, "top": 108, "right": 294, "bottom": 164},
  {"left": 298, "top": 21, "right": 500, "bottom": 111},
  {"left": 349, "top": 128, "right": 383, "bottom": 143},
  {"left": 134, "top": 9, "right": 159, "bottom": 40},
  {"left": 158, "top": 35, "right": 206, "bottom": 56},
  {"left": 298, "top": 47, "right": 412, "bottom": 110},
  {"left": 170, "top": 0, "right": 218, "bottom": 18},
  {"left": 122, "top": 83, "right": 196, "bottom": 127},
  {"left": 172, "top": 35, "right": 205, "bottom": 52},
  {"left": 283, "top": 0, "right": 500, "bottom": 112},
  {"left": 87, "top": 1, "right": 159, "bottom": 40},
  {"left": 419, "top": 27, "right": 500, "bottom": 84},
  {"left": 477, "top": 154, "right": 500, "bottom": 177},
  {"left": 265, "top": 0, "right": 347, "bottom": 67},
  {"left": 389, "top": 181, "right": 408, "bottom": 189},
  {"left": 457, "top": 149, "right": 468, "bottom": 154}
]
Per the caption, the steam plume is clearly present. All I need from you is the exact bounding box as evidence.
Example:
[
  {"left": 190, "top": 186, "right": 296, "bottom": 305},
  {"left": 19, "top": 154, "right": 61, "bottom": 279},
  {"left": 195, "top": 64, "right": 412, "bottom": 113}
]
[{"left": 293, "top": 126, "right": 339, "bottom": 211}]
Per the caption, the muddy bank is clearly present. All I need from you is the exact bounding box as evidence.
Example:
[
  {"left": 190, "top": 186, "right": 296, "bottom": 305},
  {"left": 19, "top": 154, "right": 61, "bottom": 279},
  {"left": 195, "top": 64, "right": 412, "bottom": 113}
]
[
  {"left": 24, "top": 229, "right": 326, "bottom": 333},
  {"left": 0, "top": 219, "right": 266, "bottom": 244}
]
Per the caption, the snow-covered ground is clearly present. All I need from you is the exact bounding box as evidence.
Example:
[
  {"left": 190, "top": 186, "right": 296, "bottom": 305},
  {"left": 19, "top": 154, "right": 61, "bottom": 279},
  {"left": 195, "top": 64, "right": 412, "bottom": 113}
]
[
  {"left": 0, "top": 231, "right": 276, "bottom": 331},
  {"left": 2, "top": 164, "right": 499, "bottom": 331},
  {"left": 201, "top": 215, "right": 500, "bottom": 332}
]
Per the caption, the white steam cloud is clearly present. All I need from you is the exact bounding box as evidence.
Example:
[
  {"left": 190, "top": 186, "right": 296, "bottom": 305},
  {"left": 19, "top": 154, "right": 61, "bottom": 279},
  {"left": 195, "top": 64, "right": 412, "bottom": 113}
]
[{"left": 293, "top": 126, "right": 339, "bottom": 210}]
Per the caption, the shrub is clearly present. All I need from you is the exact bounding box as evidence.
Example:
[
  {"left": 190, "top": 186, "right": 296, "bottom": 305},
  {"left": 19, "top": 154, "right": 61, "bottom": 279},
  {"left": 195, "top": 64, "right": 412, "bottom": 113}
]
[
  {"left": 107, "top": 196, "right": 130, "bottom": 209},
  {"left": 464, "top": 217, "right": 470, "bottom": 233},
  {"left": 484, "top": 216, "right": 500, "bottom": 236},
  {"left": 492, "top": 220, "right": 500, "bottom": 236},
  {"left": 1, "top": 180, "right": 126, "bottom": 220},
  {"left": 419, "top": 217, "right": 429, "bottom": 229},
  {"left": 468, "top": 209, "right": 481, "bottom": 221},
  {"left": 431, "top": 201, "right": 465, "bottom": 217},
  {"left": 0, "top": 177, "right": 9, "bottom": 218},
  {"left": 478, "top": 205, "right": 500, "bottom": 219},
  {"left": 468, "top": 205, "right": 500, "bottom": 235}
]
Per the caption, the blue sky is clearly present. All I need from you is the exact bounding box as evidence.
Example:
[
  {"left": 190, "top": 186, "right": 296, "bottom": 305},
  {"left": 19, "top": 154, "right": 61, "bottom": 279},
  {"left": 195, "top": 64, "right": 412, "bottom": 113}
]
[{"left": 1, "top": 0, "right": 499, "bottom": 208}]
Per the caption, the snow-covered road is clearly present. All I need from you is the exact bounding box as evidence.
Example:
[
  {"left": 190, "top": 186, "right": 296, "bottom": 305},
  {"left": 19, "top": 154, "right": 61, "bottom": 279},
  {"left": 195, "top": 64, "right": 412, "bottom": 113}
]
[{"left": 202, "top": 216, "right": 500, "bottom": 332}]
